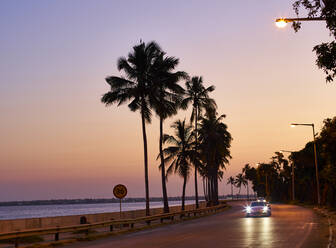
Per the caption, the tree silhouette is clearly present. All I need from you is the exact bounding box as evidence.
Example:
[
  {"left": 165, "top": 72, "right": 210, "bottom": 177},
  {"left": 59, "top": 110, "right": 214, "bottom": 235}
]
[
  {"left": 101, "top": 41, "right": 161, "bottom": 216},
  {"left": 235, "top": 173, "right": 247, "bottom": 198},
  {"left": 292, "top": 0, "right": 336, "bottom": 82},
  {"left": 162, "top": 120, "right": 195, "bottom": 210},
  {"left": 181, "top": 76, "right": 216, "bottom": 208},
  {"left": 151, "top": 52, "right": 187, "bottom": 213},
  {"left": 227, "top": 176, "right": 235, "bottom": 200},
  {"left": 198, "top": 108, "right": 232, "bottom": 205},
  {"left": 242, "top": 164, "right": 251, "bottom": 201}
]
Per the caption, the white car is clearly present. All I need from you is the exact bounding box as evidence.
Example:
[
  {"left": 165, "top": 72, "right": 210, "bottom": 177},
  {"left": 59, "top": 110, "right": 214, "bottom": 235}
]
[{"left": 245, "top": 201, "right": 271, "bottom": 217}]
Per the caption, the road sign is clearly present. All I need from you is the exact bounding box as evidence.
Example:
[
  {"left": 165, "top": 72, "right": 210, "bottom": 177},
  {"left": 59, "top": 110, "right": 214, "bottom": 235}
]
[
  {"left": 113, "top": 184, "right": 127, "bottom": 199},
  {"left": 113, "top": 184, "right": 127, "bottom": 219}
]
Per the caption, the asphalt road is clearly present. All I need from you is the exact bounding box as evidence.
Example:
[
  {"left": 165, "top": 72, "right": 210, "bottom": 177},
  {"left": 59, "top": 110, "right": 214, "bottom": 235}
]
[{"left": 65, "top": 202, "right": 329, "bottom": 248}]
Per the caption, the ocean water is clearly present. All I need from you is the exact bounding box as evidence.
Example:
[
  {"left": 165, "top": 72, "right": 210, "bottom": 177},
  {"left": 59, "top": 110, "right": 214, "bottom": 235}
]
[{"left": 0, "top": 200, "right": 194, "bottom": 220}]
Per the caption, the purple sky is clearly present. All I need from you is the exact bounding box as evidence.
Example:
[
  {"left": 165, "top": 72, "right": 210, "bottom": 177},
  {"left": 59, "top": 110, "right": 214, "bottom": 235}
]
[{"left": 0, "top": 0, "right": 335, "bottom": 201}]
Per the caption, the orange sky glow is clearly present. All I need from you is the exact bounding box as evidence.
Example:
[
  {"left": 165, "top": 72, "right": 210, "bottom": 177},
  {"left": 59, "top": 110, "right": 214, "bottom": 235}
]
[{"left": 0, "top": 0, "right": 335, "bottom": 201}]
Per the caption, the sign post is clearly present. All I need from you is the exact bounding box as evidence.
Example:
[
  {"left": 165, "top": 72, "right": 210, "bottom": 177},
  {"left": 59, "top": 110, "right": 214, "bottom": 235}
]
[{"left": 113, "top": 184, "right": 127, "bottom": 219}]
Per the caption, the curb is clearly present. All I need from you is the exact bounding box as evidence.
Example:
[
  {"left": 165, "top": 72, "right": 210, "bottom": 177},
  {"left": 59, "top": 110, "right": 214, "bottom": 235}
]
[{"left": 314, "top": 207, "right": 334, "bottom": 248}]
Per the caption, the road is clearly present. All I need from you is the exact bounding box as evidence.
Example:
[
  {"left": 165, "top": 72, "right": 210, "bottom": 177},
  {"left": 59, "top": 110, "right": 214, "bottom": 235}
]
[{"left": 65, "top": 202, "right": 329, "bottom": 248}]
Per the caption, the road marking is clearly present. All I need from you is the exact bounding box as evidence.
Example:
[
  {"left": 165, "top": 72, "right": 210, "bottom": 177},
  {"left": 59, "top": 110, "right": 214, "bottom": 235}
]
[
  {"left": 295, "top": 222, "right": 313, "bottom": 248},
  {"left": 327, "top": 218, "right": 333, "bottom": 248}
]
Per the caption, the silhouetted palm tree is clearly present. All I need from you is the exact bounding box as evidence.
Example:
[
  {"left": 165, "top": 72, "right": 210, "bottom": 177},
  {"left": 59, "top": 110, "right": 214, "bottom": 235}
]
[
  {"left": 162, "top": 120, "right": 194, "bottom": 210},
  {"left": 151, "top": 52, "right": 187, "bottom": 213},
  {"left": 242, "top": 164, "right": 251, "bottom": 201},
  {"left": 198, "top": 108, "right": 232, "bottom": 205},
  {"left": 181, "top": 76, "right": 216, "bottom": 208},
  {"left": 235, "top": 173, "right": 247, "bottom": 198},
  {"left": 101, "top": 41, "right": 161, "bottom": 216},
  {"left": 227, "top": 176, "right": 235, "bottom": 200}
]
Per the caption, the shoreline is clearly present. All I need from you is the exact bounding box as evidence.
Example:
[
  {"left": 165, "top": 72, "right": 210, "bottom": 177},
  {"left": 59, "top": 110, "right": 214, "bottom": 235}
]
[{"left": 0, "top": 201, "right": 209, "bottom": 233}]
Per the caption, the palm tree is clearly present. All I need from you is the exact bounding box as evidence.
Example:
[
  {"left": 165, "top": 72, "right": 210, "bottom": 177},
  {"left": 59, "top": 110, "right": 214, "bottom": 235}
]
[
  {"left": 181, "top": 76, "right": 216, "bottom": 208},
  {"left": 162, "top": 120, "right": 194, "bottom": 210},
  {"left": 258, "top": 163, "right": 273, "bottom": 200},
  {"left": 198, "top": 108, "right": 232, "bottom": 206},
  {"left": 227, "top": 176, "right": 235, "bottom": 200},
  {"left": 235, "top": 173, "right": 247, "bottom": 199},
  {"left": 101, "top": 41, "right": 161, "bottom": 216},
  {"left": 242, "top": 164, "right": 251, "bottom": 201},
  {"left": 151, "top": 52, "right": 187, "bottom": 213}
]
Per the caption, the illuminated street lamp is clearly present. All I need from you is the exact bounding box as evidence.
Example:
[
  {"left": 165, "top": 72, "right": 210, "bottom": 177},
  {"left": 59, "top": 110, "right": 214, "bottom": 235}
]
[
  {"left": 275, "top": 17, "right": 326, "bottom": 28},
  {"left": 290, "top": 123, "right": 320, "bottom": 205},
  {"left": 279, "top": 150, "right": 295, "bottom": 201}
]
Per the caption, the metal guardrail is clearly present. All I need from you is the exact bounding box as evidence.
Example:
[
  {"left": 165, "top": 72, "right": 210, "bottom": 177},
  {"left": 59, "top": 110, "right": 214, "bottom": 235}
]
[{"left": 0, "top": 202, "right": 229, "bottom": 247}]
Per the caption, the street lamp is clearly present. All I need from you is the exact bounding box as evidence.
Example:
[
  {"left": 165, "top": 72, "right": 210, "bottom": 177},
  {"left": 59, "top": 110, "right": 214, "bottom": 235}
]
[
  {"left": 290, "top": 123, "right": 320, "bottom": 205},
  {"left": 280, "top": 150, "right": 295, "bottom": 201},
  {"left": 275, "top": 17, "right": 326, "bottom": 28}
]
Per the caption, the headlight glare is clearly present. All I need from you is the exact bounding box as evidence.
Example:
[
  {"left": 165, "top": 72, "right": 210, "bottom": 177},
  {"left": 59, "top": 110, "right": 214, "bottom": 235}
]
[
  {"left": 263, "top": 206, "right": 268, "bottom": 212},
  {"left": 246, "top": 206, "right": 252, "bottom": 213}
]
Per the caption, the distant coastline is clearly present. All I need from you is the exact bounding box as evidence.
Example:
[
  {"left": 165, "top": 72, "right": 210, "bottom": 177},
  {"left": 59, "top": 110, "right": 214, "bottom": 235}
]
[
  {"left": 0, "top": 195, "right": 252, "bottom": 207},
  {"left": 0, "top": 196, "right": 211, "bottom": 207}
]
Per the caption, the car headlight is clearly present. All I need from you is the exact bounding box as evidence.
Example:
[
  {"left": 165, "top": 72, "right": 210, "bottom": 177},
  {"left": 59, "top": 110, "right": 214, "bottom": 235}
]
[
  {"left": 263, "top": 206, "right": 268, "bottom": 212},
  {"left": 246, "top": 206, "right": 252, "bottom": 213}
]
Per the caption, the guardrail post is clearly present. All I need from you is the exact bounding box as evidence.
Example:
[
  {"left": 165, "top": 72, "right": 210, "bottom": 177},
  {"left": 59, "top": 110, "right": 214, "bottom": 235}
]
[
  {"left": 55, "top": 232, "right": 59, "bottom": 241},
  {"left": 15, "top": 238, "right": 19, "bottom": 248},
  {"left": 131, "top": 223, "right": 134, "bottom": 228},
  {"left": 110, "top": 225, "right": 113, "bottom": 232}
]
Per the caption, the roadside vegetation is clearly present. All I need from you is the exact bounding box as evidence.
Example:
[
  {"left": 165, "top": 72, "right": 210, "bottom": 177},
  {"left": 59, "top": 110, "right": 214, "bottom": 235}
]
[
  {"left": 291, "top": 0, "right": 336, "bottom": 82},
  {"left": 234, "top": 117, "right": 336, "bottom": 206},
  {"left": 102, "top": 41, "right": 232, "bottom": 214}
]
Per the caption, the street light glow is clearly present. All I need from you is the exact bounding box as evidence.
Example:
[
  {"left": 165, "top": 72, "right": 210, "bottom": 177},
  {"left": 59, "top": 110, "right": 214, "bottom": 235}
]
[{"left": 276, "top": 19, "right": 288, "bottom": 28}]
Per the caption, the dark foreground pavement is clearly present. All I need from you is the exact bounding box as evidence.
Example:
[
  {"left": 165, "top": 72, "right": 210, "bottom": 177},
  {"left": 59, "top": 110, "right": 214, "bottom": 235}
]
[{"left": 65, "top": 202, "right": 329, "bottom": 248}]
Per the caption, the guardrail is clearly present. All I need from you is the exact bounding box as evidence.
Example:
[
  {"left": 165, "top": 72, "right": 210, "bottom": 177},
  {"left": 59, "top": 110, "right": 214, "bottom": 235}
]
[{"left": 0, "top": 202, "right": 229, "bottom": 247}]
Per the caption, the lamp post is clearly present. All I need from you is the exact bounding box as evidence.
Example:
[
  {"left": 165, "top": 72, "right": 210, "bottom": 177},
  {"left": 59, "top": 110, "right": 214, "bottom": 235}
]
[
  {"left": 275, "top": 17, "right": 326, "bottom": 28},
  {"left": 280, "top": 150, "right": 295, "bottom": 201},
  {"left": 291, "top": 123, "right": 321, "bottom": 205}
]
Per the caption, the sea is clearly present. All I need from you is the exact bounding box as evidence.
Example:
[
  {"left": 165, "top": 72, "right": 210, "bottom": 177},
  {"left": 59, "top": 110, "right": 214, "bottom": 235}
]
[{"left": 0, "top": 200, "right": 194, "bottom": 220}]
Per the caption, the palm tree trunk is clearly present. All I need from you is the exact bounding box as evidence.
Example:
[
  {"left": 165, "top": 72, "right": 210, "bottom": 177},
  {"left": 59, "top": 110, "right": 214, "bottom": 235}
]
[
  {"left": 208, "top": 169, "right": 215, "bottom": 206},
  {"left": 266, "top": 174, "right": 269, "bottom": 199},
  {"left": 247, "top": 181, "right": 249, "bottom": 201},
  {"left": 202, "top": 177, "right": 206, "bottom": 202},
  {"left": 141, "top": 110, "right": 150, "bottom": 216},
  {"left": 207, "top": 176, "right": 211, "bottom": 206},
  {"left": 212, "top": 171, "right": 217, "bottom": 204},
  {"left": 214, "top": 172, "right": 219, "bottom": 205},
  {"left": 182, "top": 175, "right": 187, "bottom": 211},
  {"left": 159, "top": 117, "right": 169, "bottom": 213},
  {"left": 231, "top": 183, "right": 233, "bottom": 200},
  {"left": 194, "top": 107, "right": 199, "bottom": 209}
]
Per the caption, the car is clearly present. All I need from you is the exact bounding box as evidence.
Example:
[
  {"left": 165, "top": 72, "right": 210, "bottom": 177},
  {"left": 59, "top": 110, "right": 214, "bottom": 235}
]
[{"left": 245, "top": 201, "right": 271, "bottom": 217}]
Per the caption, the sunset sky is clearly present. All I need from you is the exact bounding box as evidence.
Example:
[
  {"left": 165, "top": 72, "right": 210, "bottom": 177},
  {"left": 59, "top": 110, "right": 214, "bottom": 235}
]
[{"left": 0, "top": 0, "right": 335, "bottom": 201}]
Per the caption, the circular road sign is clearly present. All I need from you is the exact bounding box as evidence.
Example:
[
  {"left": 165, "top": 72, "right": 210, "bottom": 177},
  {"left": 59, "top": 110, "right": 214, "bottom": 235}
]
[{"left": 113, "top": 184, "right": 127, "bottom": 199}]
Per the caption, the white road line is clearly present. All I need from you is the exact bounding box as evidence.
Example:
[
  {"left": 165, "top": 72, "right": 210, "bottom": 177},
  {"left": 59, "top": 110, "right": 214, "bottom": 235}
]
[
  {"left": 327, "top": 217, "right": 333, "bottom": 248},
  {"left": 295, "top": 222, "right": 313, "bottom": 248}
]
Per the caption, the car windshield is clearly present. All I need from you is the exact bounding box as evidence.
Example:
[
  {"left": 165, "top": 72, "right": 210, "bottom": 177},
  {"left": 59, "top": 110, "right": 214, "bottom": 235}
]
[{"left": 251, "top": 202, "right": 266, "bottom": 207}]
